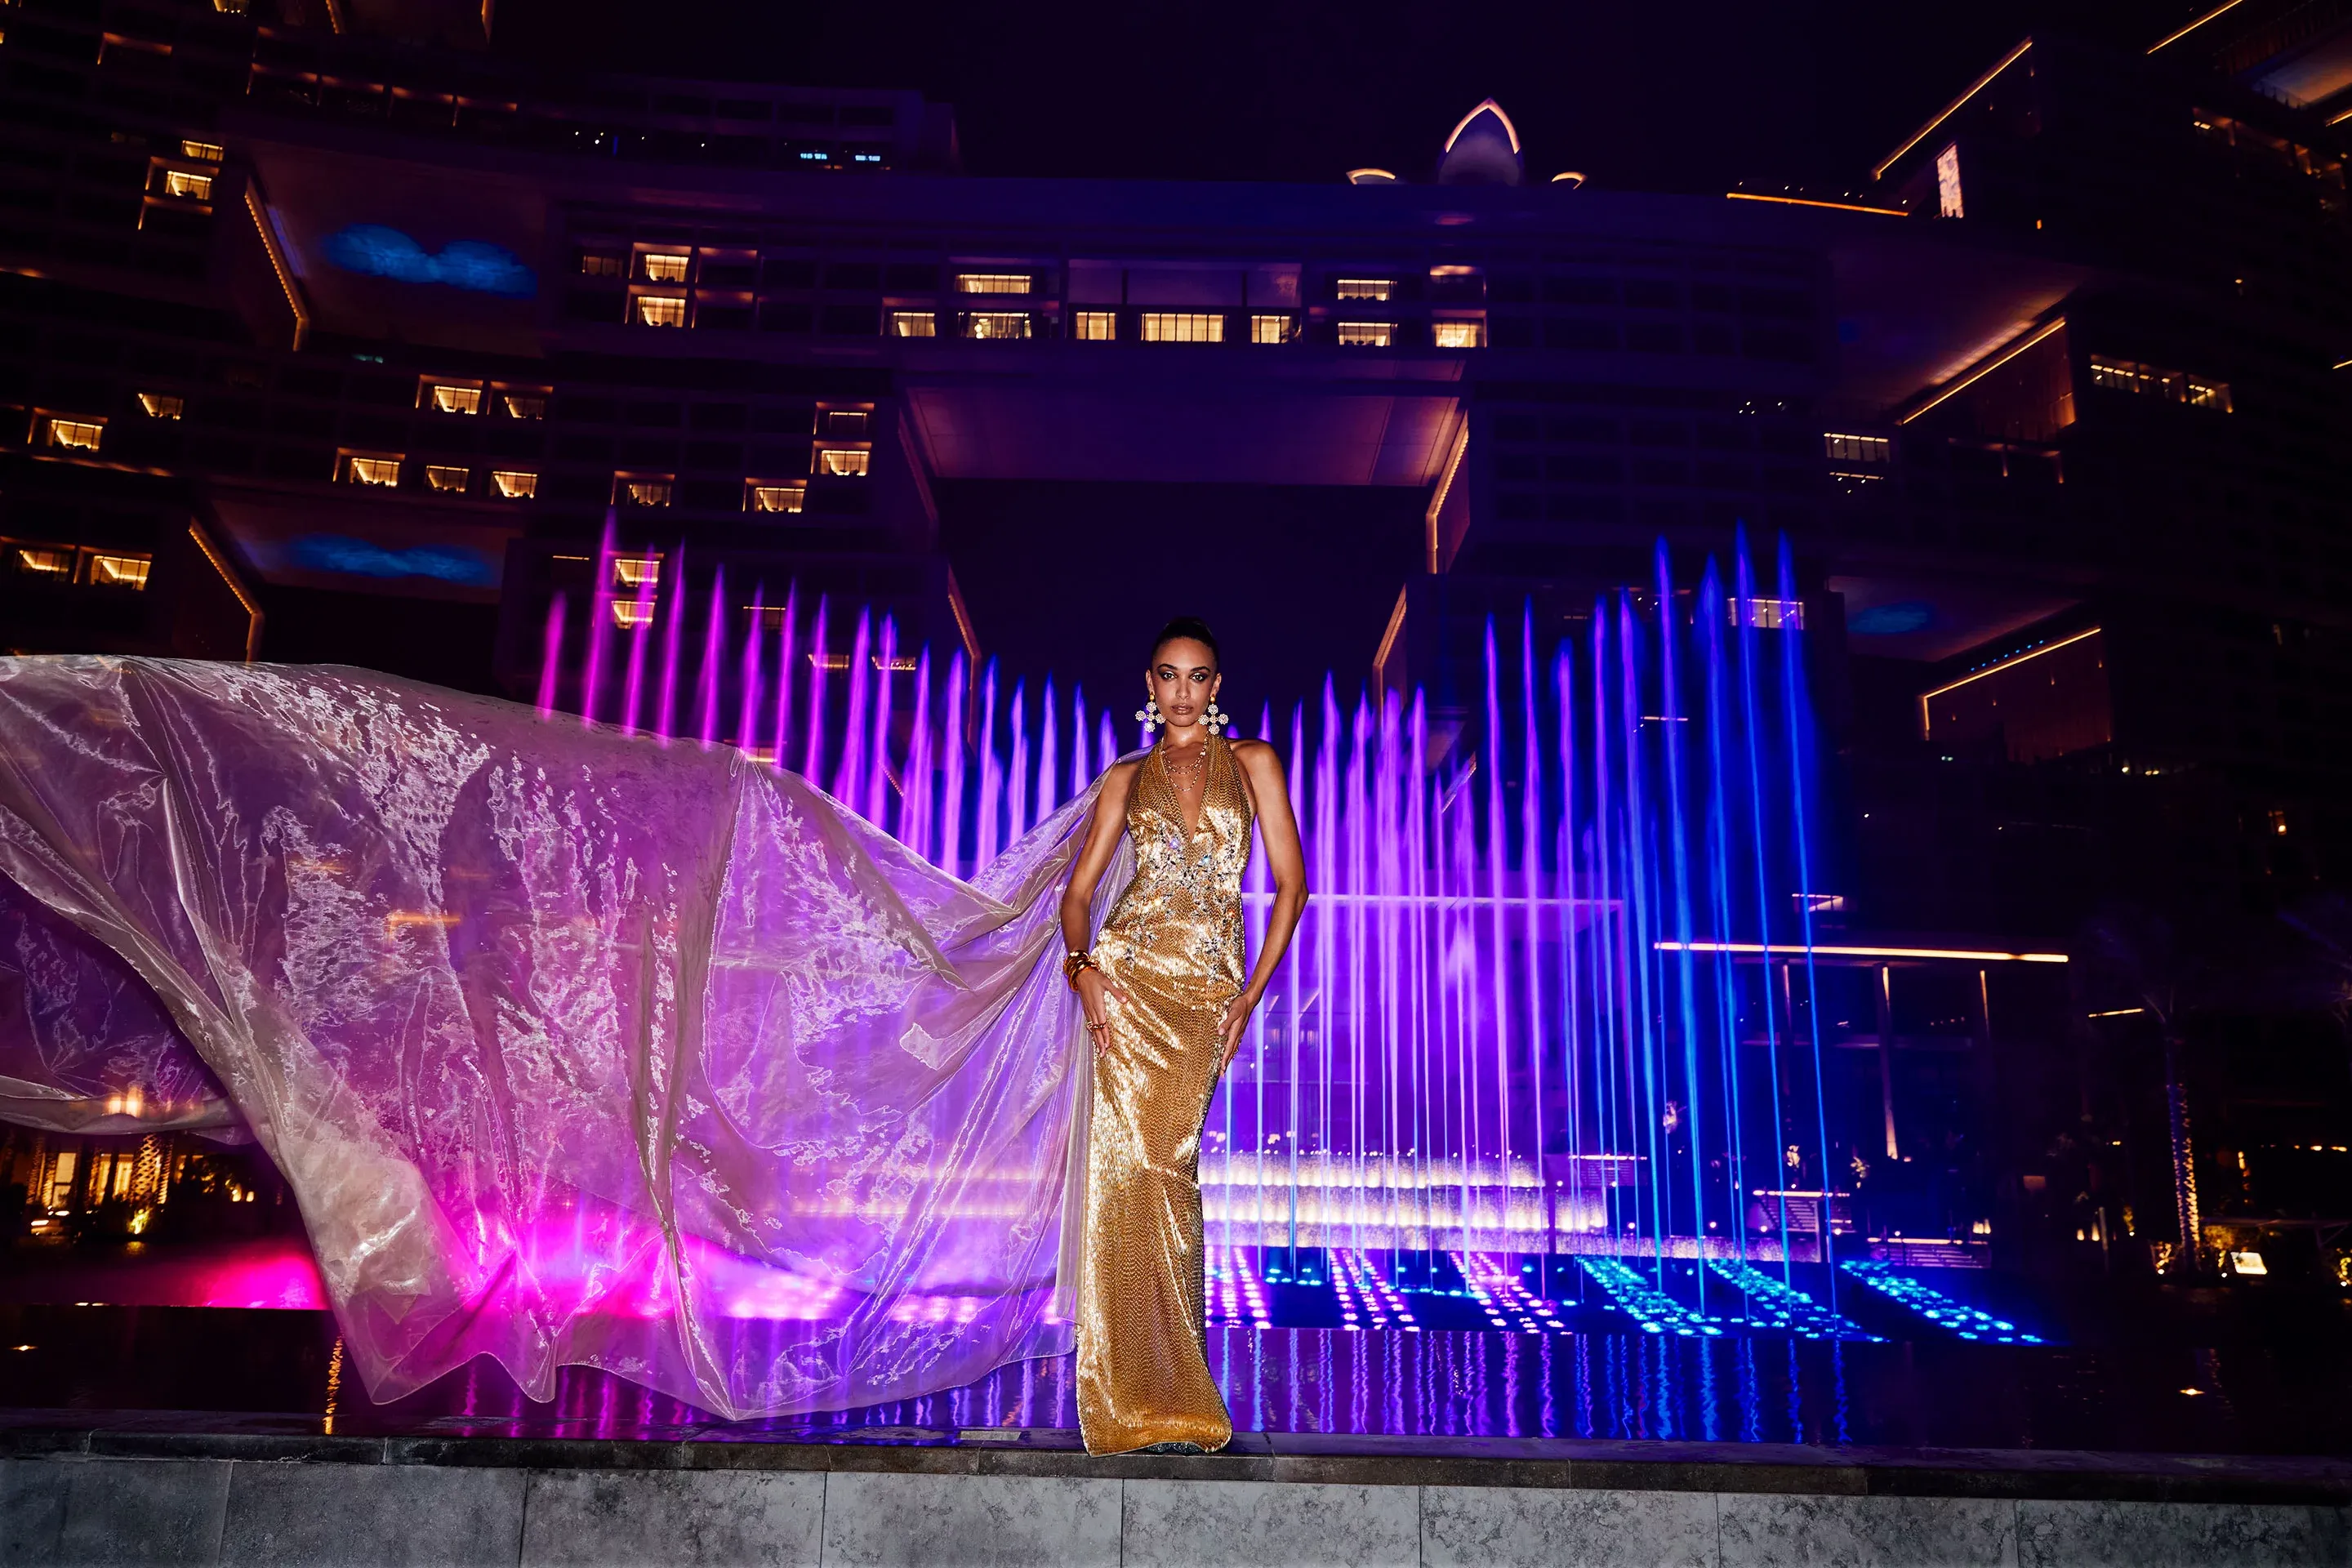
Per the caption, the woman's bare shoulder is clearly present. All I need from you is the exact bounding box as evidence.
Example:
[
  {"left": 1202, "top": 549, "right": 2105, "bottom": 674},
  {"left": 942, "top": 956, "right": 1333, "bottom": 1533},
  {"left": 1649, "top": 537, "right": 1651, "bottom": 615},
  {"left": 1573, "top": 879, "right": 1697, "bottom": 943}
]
[{"left": 1229, "top": 739, "right": 1290, "bottom": 794}]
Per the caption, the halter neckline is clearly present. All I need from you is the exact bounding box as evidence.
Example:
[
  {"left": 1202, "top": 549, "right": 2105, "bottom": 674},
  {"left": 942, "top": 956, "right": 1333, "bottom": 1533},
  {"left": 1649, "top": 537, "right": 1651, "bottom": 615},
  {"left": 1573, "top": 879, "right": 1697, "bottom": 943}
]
[{"left": 1152, "top": 732, "right": 1221, "bottom": 840}]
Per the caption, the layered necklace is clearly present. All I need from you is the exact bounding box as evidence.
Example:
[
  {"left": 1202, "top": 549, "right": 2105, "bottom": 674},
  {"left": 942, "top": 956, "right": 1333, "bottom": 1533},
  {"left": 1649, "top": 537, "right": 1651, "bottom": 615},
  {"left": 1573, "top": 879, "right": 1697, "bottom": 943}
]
[{"left": 1160, "top": 739, "right": 1209, "bottom": 787}]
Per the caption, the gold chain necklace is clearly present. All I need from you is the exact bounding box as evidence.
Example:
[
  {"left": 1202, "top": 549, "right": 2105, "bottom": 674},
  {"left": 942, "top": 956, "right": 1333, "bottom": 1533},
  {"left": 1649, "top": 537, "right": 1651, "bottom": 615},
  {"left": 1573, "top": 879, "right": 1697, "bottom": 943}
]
[{"left": 1160, "top": 744, "right": 1208, "bottom": 780}]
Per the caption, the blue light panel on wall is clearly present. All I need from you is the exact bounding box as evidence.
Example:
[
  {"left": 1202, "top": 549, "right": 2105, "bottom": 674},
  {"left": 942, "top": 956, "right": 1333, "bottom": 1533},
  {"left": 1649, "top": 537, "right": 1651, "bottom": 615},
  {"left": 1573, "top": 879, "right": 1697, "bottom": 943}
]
[
  {"left": 288, "top": 535, "right": 499, "bottom": 586},
  {"left": 1849, "top": 601, "right": 1935, "bottom": 635},
  {"left": 319, "top": 225, "right": 537, "bottom": 298}
]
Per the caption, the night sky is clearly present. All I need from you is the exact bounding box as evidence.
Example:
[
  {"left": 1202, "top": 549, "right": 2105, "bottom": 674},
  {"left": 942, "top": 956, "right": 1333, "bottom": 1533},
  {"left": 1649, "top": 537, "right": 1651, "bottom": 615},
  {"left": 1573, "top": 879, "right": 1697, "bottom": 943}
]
[{"left": 500, "top": 0, "right": 2185, "bottom": 194}]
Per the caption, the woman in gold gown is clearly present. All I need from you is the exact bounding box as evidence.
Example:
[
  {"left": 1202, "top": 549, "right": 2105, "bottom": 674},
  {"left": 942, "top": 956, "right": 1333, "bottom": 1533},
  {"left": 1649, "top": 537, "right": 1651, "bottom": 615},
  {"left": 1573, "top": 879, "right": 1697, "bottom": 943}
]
[{"left": 1058, "top": 618, "right": 1308, "bottom": 1456}]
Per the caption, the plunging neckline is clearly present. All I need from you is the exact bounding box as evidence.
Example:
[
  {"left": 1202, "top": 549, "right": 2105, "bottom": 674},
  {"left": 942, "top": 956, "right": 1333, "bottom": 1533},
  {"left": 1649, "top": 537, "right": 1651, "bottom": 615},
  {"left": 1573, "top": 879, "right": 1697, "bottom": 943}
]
[{"left": 1156, "top": 737, "right": 1212, "bottom": 842}]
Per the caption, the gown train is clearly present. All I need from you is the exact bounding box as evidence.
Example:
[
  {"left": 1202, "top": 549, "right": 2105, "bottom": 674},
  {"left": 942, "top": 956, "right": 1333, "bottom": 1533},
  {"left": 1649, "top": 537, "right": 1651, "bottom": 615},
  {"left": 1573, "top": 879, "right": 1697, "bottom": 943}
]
[{"left": 0, "top": 656, "right": 1130, "bottom": 1420}]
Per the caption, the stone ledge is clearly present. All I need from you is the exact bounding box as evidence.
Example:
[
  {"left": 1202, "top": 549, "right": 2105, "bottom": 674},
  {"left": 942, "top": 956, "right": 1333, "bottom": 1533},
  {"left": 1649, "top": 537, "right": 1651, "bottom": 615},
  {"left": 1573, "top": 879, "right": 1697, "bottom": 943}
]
[
  {"left": 4, "top": 1410, "right": 2350, "bottom": 1507},
  {"left": 5, "top": 1454, "right": 2350, "bottom": 1568}
]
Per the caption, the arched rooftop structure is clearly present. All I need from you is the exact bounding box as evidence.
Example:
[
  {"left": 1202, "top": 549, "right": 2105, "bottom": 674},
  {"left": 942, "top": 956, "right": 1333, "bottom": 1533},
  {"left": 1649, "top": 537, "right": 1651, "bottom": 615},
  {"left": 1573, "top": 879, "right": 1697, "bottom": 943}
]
[{"left": 1437, "top": 99, "right": 1523, "bottom": 185}]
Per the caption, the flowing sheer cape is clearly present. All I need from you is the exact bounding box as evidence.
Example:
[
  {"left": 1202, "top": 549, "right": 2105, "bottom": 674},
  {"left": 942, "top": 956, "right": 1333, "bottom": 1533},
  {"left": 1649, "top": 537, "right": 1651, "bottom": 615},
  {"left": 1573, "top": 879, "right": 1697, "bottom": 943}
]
[{"left": 0, "top": 655, "right": 1119, "bottom": 1419}]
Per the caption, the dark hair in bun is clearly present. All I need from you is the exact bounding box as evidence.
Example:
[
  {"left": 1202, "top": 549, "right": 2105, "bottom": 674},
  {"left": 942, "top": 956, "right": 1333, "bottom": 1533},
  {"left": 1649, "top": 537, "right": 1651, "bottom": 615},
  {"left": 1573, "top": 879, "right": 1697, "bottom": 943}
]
[{"left": 1149, "top": 617, "right": 1219, "bottom": 668}]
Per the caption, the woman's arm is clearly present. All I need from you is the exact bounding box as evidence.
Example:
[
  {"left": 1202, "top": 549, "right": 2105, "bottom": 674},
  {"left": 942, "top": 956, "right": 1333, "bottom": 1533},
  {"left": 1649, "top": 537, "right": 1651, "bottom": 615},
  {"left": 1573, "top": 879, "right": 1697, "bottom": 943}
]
[
  {"left": 1061, "top": 760, "right": 1138, "bottom": 1052},
  {"left": 1220, "top": 739, "right": 1309, "bottom": 1067}
]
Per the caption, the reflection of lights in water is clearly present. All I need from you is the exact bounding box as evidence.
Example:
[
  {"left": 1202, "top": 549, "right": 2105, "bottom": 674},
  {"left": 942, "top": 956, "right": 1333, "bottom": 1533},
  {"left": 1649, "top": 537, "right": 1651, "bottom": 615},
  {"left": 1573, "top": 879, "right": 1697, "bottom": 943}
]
[
  {"left": 718, "top": 1271, "right": 846, "bottom": 1321},
  {"left": 1842, "top": 1261, "right": 2047, "bottom": 1343},
  {"left": 191, "top": 1245, "right": 328, "bottom": 1309},
  {"left": 1582, "top": 1258, "right": 1726, "bottom": 1337},
  {"left": 36, "top": 1238, "right": 2103, "bottom": 1447},
  {"left": 1205, "top": 1245, "right": 1271, "bottom": 1328},
  {"left": 1708, "top": 1260, "right": 1880, "bottom": 1341},
  {"left": 1343, "top": 1250, "right": 1415, "bottom": 1329},
  {"left": 1455, "top": 1252, "right": 1562, "bottom": 1334},
  {"left": 885, "top": 1295, "right": 986, "bottom": 1325},
  {"left": 323, "top": 1337, "right": 345, "bottom": 1435}
]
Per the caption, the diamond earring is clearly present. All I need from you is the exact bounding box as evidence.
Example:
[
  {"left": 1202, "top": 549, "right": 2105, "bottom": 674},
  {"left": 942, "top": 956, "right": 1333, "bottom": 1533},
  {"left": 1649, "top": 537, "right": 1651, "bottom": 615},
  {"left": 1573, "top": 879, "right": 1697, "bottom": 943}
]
[
  {"left": 1134, "top": 697, "right": 1161, "bottom": 733},
  {"left": 1204, "top": 700, "right": 1227, "bottom": 736}
]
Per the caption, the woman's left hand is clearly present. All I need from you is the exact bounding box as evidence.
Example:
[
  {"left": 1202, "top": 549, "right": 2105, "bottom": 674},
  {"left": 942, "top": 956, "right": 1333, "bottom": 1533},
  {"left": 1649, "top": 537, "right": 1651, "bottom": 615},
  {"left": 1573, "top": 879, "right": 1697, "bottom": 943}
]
[{"left": 1218, "top": 991, "right": 1258, "bottom": 1070}]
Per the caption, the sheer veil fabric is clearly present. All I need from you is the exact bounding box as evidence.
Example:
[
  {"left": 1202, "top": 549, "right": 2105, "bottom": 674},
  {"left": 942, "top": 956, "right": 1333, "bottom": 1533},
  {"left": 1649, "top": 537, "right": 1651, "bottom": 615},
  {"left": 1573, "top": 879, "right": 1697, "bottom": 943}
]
[{"left": 0, "top": 655, "right": 1128, "bottom": 1419}]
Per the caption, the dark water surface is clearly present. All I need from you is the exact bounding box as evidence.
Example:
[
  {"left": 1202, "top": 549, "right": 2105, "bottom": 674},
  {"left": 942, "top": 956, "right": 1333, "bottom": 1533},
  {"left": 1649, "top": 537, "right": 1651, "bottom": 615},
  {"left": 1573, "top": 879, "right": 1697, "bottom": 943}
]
[{"left": 3, "top": 1241, "right": 2348, "bottom": 1456}]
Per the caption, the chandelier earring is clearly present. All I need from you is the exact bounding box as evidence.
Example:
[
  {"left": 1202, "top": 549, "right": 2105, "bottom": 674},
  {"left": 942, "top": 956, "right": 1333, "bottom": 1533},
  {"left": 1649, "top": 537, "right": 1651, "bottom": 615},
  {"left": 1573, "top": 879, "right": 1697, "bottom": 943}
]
[
  {"left": 1203, "top": 699, "right": 1227, "bottom": 736},
  {"left": 1134, "top": 697, "right": 1161, "bottom": 733}
]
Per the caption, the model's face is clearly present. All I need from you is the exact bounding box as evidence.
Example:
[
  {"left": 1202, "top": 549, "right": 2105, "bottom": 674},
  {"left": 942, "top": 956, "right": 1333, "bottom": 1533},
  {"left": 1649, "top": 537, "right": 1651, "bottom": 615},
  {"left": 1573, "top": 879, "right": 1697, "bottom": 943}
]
[{"left": 1147, "top": 639, "right": 1221, "bottom": 736}]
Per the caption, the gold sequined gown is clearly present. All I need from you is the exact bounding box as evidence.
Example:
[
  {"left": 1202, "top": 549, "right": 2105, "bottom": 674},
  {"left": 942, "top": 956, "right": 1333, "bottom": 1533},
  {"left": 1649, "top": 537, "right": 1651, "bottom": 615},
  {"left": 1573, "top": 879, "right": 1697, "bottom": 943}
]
[{"left": 1077, "top": 733, "right": 1251, "bottom": 1455}]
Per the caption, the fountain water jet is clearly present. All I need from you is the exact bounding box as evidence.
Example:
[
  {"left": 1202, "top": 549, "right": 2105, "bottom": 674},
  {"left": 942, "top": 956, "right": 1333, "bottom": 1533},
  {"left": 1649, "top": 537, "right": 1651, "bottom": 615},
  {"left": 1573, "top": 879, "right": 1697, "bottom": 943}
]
[{"left": 520, "top": 534, "right": 1846, "bottom": 1286}]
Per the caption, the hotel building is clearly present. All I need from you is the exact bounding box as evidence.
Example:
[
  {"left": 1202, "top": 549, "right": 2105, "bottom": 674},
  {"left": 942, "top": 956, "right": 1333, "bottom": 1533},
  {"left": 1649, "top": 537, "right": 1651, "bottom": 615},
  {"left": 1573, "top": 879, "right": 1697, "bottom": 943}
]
[{"left": 1, "top": 0, "right": 2349, "bottom": 1260}]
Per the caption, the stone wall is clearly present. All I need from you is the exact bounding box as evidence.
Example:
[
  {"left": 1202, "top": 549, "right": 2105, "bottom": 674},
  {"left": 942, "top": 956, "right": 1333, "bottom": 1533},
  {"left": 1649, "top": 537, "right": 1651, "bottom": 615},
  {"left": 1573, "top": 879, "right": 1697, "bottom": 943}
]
[{"left": 4, "top": 1443, "right": 2348, "bottom": 1566}]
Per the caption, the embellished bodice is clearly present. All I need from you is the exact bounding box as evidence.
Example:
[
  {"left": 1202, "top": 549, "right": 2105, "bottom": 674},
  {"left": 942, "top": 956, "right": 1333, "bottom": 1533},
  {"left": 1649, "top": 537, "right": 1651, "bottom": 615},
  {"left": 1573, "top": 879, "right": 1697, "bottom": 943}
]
[{"left": 1096, "top": 734, "right": 1253, "bottom": 996}]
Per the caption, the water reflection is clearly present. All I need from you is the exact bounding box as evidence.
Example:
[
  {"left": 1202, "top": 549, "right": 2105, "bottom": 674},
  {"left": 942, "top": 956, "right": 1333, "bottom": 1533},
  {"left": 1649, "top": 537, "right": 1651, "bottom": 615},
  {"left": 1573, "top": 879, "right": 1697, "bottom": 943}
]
[{"left": 2, "top": 1241, "right": 2346, "bottom": 1456}]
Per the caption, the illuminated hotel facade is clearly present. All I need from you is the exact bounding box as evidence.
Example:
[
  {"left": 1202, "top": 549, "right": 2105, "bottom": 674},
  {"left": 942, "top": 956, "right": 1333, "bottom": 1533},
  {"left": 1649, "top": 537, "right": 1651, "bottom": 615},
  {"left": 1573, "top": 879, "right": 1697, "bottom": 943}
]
[{"left": 2, "top": 0, "right": 2349, "bottom": 1257}]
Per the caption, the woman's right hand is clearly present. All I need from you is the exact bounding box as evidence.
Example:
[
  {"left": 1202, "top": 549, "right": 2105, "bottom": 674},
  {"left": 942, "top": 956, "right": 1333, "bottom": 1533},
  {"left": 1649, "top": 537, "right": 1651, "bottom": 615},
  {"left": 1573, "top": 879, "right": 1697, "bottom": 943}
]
[{"left": 1075, "top": 967, "right": 1126, "bottom": 1054}]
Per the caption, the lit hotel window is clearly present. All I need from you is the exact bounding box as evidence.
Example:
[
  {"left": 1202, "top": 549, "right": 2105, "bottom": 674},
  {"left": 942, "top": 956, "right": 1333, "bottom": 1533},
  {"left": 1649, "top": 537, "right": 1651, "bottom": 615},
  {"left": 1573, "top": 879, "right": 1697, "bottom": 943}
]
[
  {"left": 163, "top": 171, "right": 213, "bottom": 202},
  {"left": 15, "top": 546, "right": 73, "bottom": 577},
  {"left": 817, "top": 448, "right": 871, "bottom": 477},
  {"left": 1337, "top": 322, "right": 1396, "bottom": 348},
  {"left": 890, "top": 311, "right": 937, "bottom": 337},
  {"left": 614, "top": 474, "right": 675, "bottom": 507},
  {"left": 1142, "top": 313, "right": 1223, "bottom": 343},
  {"left": 1432, "top": 321, "right": 1485, "bottom": 349},
  {"left": 136, "top": 392, "right": 184, "bottom": 420},
  {"left": 2089, "top": 356, "right": 2154, "bottom": 395},
  {"left": 423, "top": 382, "right": 483, "bottom": 415},
  {"left": 88, "top": 553, "right": 152, "bottom": 590},
  {"left": 954, "top": 273, "right": 1031, "bottom": 295},
  {"left": 337, "top": 452, "right": 403, "bottom": 487},
  {"left": 425, "top": 465, "right": 470, "bottom": 493},
  {"left": 2088, "top": 354, "right": 2232, "bottom": 412},
  {"left": 611, "top": 599, "right": 656, "bottom": 630},
  {"left": 1935, "top": 144, "right": 1963, "bottom": 219},
  {"left": 490, "top": 470, "right": 538, "bottom": 499},
  {"left": 959, "top": 312, "right": 1031, "bottom": 340},
  {"left": 43, "top": 1149, "right": 78, "bottom": 1208},
  {"left": 1250, "top": 314, "right": 1294, "bottom": 345},
  {"left": 1823, "top": 433, "right": 1891, "bottom": 464},
  {"left": 1335, "top": 278, "right": 1394, "bottom": 301},
  {"left": 635, "top": 296, "right": 688, "bottom": 327},
  {"left": 181, "top": 139, "right": 225, "bottom": 163},
  {"left": 640, "top": 253, "right": 690, "bottom": 283},
  {"left": 41, "top": 416, "right": 104, "bottom": 452},
  {"left": 501, "top": 392, "right": 546, "bottom": 420},
  {"left": 612, "top": 555, "right": 662, "bottom": 590},
  {"left": 826, "top": 411, "right": 869, "bottom": 436},
  {"left": 746, "top": 482, "right": 807, "bottom": 514},
  {"left": 1730, "top": 596, "right": 1804, "bottom": 630},
  {"left": 1073, "top": 311, "right": 1117, "bottom": 341}
]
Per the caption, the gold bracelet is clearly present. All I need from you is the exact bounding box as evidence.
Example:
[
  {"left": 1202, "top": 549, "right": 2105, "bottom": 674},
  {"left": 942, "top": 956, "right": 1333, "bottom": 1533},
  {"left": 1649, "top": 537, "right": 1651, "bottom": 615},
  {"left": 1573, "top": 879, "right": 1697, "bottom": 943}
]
[{"left": 1062, "top": 950, "right": 1097, "bottom": 991}]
